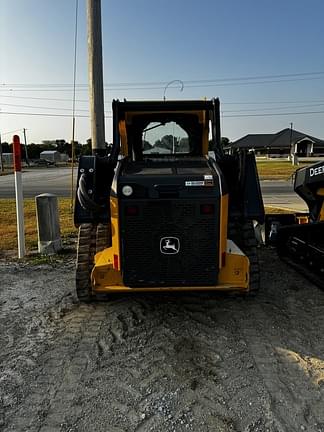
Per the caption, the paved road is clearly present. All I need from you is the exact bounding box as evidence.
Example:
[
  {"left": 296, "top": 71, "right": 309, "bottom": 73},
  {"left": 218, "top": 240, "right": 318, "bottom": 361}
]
[
  {"left": 0, "top": 167, "right": 308, "bottom": 211},
  {"left": 260, "top": 180, "right": 307, "bottom": 211},
  {"left": 0, "top": 167, "right": 77, "bottom": 198}
]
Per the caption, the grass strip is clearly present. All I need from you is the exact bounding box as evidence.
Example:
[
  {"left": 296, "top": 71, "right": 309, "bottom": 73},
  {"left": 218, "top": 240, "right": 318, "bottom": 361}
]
[
  {"left": 256, "top": 160, "right": 310, "bottom": 180},
  {"left": 0, "top": 198, "right": 76, "bottom": 255}
]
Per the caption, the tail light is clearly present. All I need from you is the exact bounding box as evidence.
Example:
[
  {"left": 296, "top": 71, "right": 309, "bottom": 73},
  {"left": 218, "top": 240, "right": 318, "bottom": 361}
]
[
  {"left": 221, "top": 251, "right": 226, "bottom": 267},
  {"left": 200, "top": 204, "right": 215, "bottom": 215},
  {"left": 125, "top": 205, "right": 139, "bottom": 216}
]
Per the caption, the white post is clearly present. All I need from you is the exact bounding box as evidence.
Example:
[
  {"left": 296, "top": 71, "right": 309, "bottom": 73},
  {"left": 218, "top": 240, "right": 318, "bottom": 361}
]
[
  {"left": 13, "top": 135, "right": 25, "bottom": 258},
  {"left": 35, "top": 194, "right": 62, "bottom": 255}
]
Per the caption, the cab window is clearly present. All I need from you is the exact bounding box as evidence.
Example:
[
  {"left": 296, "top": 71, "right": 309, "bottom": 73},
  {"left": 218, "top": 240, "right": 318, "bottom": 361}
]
[{"left": 142, "top": 121, "right": 191, "bottom": 155}]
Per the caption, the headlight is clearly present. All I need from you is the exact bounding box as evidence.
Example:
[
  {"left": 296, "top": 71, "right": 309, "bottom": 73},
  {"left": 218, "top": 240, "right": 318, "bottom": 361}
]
[{"left": 122, "top": 185, "right": 133, "bottom": 196}]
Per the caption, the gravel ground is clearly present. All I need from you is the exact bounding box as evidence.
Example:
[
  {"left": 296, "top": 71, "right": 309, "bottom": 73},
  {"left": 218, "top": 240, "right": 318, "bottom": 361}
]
[{"left": 0, "top": 247, "right": 324, "bottom": 432}]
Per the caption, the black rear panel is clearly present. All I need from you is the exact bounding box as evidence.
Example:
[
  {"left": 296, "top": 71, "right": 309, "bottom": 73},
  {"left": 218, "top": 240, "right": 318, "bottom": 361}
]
[{"left": 120, "top": 199, "right": 219, "bottom": 287}]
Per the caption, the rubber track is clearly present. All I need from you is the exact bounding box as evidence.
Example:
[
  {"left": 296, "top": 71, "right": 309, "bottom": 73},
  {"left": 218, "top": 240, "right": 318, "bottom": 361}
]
[
  {"left": 96, "top": 223, "right": 111, "bottom": 253},
  {"left": 76, "top": 224, "right": 97, "bottom": 302},
  {"left": 279, "top": 254, "right": 324, "bottom": 290},
  {"left": 76, "top": 223, "right": 112, "bottom": 302}
]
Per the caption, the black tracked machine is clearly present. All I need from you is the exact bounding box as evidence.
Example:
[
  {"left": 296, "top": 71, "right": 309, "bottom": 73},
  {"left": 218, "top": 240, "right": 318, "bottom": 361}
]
[{"left": 267, "top": 160, "right": 324, "bottom": 286}]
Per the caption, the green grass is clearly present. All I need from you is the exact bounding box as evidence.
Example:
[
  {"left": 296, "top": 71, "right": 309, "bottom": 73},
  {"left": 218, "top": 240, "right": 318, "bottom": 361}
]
[
  {"left": 0, "top": 198, "right": 76, "bottom": 256},
  {"left": 256, "top": 160, "right": 310, "bottom": 180}
]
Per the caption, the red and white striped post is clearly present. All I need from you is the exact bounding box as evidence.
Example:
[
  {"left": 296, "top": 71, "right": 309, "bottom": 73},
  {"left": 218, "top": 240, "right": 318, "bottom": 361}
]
[{"left": 13, "top": 135, "right": 25, "bottom": 258}]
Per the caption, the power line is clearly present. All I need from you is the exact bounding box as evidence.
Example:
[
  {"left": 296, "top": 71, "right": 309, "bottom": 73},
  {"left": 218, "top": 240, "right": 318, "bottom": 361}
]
[
  {"left": 222, "top": 99, "right": 324, "bottom": 105},
  {"left": 0, "top": 94, "right": 89, "bottom": 103},
  {"left": 2, "top": 109, "right": 324, "bottom": 119},
  {"left": 182, "top": 76, "right": 324, "bottom": 89},
  {"left": 1, "top": 73, "right": 324, "bottom": 92},
  {"left": 223, "top": 102, "right": 324, "bottom": 113},
  {"left": 1, "top": 102, "right": 92, "bottom": 112},
  {"left": 0, "top": 111, "right": 112, "bottom": 118},
  {"left": 2, "top": 93, "right": 324, "bottom": 106},
  {"left": 3, "top": 100, "right": 324, "bottom": 115},
  {"left": 1, "top": 128, "right": 24, "bottom": 137},
  {"left": 2, "top": 70, "right": 324, "bottom": 88},
  {"left": 4, "top": 75, "right": 323, "bottom": 91},
  {"left": 0, "top": 78, "right": 318, "bottom": 92},
  {"left": 223, "top": 110, "right": 324, "bottom": 118}
]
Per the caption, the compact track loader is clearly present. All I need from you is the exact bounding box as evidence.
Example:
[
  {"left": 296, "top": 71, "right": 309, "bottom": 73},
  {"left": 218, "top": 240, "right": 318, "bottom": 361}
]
[
  {"left": 267, "top": 160, "right": 324, "bottom": 286},
  {"left": 74, "top": 99, "right": 264, "bottom": 301}
]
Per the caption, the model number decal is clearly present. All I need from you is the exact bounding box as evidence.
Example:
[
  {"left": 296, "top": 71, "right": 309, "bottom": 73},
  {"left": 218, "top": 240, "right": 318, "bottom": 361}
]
[
  {"left": 185, "top": 180, "right": 214, "bottom": 187},
  {"left": 185, "top": 181, "right": 205, "bottom": 186}
]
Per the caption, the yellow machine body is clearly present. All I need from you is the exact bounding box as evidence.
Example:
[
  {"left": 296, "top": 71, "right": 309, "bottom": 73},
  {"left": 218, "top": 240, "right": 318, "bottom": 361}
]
[{"left": 91, "top": 195, "right": 250, "bottom": 294}]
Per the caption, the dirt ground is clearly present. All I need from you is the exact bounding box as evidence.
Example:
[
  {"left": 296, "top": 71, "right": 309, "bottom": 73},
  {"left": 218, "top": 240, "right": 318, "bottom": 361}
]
[{"left": 0, "top": 247, "right": 324, "bottom": 432}]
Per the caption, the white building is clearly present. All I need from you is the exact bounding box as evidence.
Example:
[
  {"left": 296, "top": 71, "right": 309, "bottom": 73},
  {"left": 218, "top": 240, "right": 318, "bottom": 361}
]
[
  {"left": 2, "top": 153, "right": 13, "bottom": 165},
  {"left": 39, "top": 150, "right": 61, "bottom": 162}
]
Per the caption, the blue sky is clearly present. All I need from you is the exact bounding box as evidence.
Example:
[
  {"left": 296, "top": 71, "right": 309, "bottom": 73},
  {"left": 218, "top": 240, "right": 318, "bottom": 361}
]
[{"left": 1, "top": 0, "right": 324, "bottom": 145}]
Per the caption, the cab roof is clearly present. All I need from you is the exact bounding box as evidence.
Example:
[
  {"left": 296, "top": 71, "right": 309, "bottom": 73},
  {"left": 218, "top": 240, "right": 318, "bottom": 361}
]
[{"left": 113, "top": 99, "right": 219, "bottom": 114}]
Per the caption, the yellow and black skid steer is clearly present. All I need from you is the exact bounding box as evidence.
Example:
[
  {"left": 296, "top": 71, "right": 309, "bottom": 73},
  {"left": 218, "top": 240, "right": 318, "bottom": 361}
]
[{"left": 74, "top": 99, "right": 265, "bottom": 301}]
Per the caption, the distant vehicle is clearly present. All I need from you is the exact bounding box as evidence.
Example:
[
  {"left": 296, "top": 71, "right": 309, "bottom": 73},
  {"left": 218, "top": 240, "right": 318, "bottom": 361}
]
[{"left": 34, "top": 159, "right": 56, "bottom": 167}]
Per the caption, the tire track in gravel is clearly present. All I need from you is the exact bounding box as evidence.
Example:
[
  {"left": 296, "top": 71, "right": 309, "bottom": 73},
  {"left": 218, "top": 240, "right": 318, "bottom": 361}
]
[
  {"left": 2, "top": 248, "right": 324, "bottom": 432},
  {"left": 72, "top": 250, "right": 324, "bottom": 432},
  {"left": 70, "top": 293, "right": 272, "bottom": 432},
  {"left": 0, "top": 260, "right": 77, "bottom": 430},
  {"left": 230, "top": 252, "right": 324, "bottom": 432},
  {"left": 3, "top": 304, "right": 105, "bottom": 432},
  {"left": 56, "top": 295, "right": 232, "bottom": 432}
]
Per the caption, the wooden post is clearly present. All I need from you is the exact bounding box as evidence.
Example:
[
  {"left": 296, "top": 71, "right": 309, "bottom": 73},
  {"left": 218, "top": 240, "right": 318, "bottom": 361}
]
[
  {"left": 23, "top": 128, "right": 30, "bottom": 166},
  {"left": 0, "top": 133, "right": 4, "bottom": 173},
  {"left": 87, "top": 0, "right": 106, "bottom": 154}
]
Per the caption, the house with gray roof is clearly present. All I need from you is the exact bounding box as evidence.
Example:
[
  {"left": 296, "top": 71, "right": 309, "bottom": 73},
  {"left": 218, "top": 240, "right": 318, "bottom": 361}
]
[{"left": 230, "top": 128, "right": 324, "bottom": 157}]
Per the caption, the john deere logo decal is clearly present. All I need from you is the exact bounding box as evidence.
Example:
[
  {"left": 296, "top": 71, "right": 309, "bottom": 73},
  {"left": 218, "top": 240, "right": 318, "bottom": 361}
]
[{"left": 160, "top": 237, "right": 180, "bottom": 254}]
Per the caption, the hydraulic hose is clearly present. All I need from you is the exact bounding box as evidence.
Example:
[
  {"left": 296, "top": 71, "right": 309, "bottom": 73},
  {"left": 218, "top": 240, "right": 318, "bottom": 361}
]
[{"left": 77, "top": 173, "right": 102, "bottom": 213}]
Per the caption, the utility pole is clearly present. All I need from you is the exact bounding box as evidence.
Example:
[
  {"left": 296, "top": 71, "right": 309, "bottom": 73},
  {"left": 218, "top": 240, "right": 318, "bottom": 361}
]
[
  {"left": 87, "top": 0, "right": 106, "bottom": 155},
  {"left": 0, "top": 133, "right": 4, "bottom": 173},
  {"left": 289, "top": 122, "right": 293, "bottom": 155},
  {"left": 23, "top": 128, "right": 30, "bottom": 166},
  {"left": 289, "top": 122, "right": 298, "bottom": 165}
]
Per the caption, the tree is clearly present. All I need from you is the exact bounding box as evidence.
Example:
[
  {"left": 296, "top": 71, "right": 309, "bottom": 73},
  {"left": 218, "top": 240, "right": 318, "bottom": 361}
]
[
  {"left": 221, "top": 137, "right": 230, "bottom": 147},
  {"left": 1, "top": 142, "right": 10, "bottom": 153},
  {"left": 159, "top": 135, "right": 174, "bottom": 151},
  {"left": 177, "top": 137, "right": 189, "bottom": 152},
  {"left": 55, "top": 139, "right": 69, "bottom": 154},
  {"left": 208, "top": 137, "right": 230, "bottom": 150},
  {"left": 80, "top": 139, "right": 92, "bottom": 156},
  {"left": 142, "top": 140, "right": 152, "bottom": 151}
]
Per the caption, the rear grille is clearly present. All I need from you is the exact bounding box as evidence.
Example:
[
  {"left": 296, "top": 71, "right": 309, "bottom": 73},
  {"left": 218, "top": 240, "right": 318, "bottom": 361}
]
[{"left": 120, "top": 199, "right": 219, "bottom": 287}]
